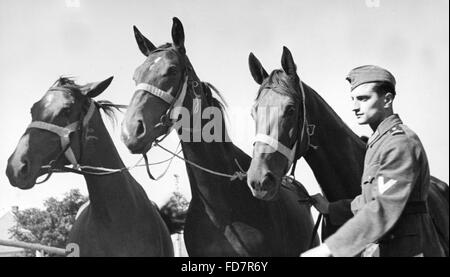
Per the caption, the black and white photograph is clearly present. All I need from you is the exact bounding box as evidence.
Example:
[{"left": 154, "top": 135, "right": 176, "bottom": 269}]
[{"left": 0, "top": 0, "right": 448, "bottom": 261}]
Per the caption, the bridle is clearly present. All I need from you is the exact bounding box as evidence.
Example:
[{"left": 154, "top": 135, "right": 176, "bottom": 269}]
[
  {"left": 252, "top": 77, "right": 317, "bottom": 176},
  {"left": 134, "top": 49, "right": 196, "bottom": 142},
  {"left": 132, "top": 48, "right": 208, "bottom": 180},
  {"left": 132, "top": 47, "right": 256, "bottom": 256},
  {"left": 252, "top": 77, "right": 321, "bottom": 248},
  {"left": 26, "top": 91, "right": 147, "bottom": 184},
  {"left": 27, "top": 95, "right": 97, "bottom": 183}
]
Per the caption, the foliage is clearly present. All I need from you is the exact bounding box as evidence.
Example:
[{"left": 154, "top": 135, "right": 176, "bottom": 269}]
[
  {"left": 9, "top": 189, "right": 88, "bottom": 256},
  {"left": 159, "top": 192, "right": 189, "bottom": 234}
]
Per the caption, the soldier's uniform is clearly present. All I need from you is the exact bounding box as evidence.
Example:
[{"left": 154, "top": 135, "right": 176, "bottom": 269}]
[{"left": 325, "top": 114, "right": 445, "bottom": 257}]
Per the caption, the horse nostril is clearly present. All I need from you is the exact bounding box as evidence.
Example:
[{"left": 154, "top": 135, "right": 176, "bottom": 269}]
[
  {"left": 261, "top": 172, "right": 276, "bottom": 189},
  {"left": 136, "top": 120, "right": 146, "bottom": 138},
  {"left": 18, "top": 159, "right": 29, "bottom": 177}
]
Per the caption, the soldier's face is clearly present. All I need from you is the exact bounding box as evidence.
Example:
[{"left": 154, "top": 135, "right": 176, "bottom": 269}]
[{"left": 350, "top": 83, "right": 386, "bottom": 126}]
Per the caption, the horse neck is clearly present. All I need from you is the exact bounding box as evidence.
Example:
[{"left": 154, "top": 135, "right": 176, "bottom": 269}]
[
  {"left": 80, "top": 110, "right": 142, "bottom": 220},
  {"left": 178, "top": 79, "right": 243, "bottom": 216},
  {"left": 301, "top": 83, "right": 365, "bottom": 200}
]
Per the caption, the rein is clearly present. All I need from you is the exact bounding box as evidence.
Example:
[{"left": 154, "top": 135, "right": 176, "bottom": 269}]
[
  {"left": 132, "top": 49, "right": 253, "bottom": 256},
  {"left": 253, "top": 78, "right": 317, "bottom": 176},
  {"left": 134, "top": 51, "right": 247, "bottom": 182},
  {"left": 154, "top": 141, "right": 247, "bottom": 181},
  {"left": 29, "top": 98, "right": 181, "bottom": 184},
  {"left": 252, "top": 77, "right": 322, "bottom": 249}
]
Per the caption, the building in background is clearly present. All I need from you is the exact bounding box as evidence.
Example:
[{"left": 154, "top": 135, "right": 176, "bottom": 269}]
[{"left": 0, "top": 207, "right": 25, "bottom": 257}]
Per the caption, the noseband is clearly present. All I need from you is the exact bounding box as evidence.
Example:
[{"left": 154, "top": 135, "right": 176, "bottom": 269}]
[
  {"left": 253, "top": 78, "right": 316, "bottom": 174},
  {"left": 132, "top": 49, "right": 203, "bottom": 180},
  {"left": 27, "top": 99, "right": 96, "bottom": 169},
  {"left": 133, "top": 49, "right": 200, "bottom": 143},
  {"left": 26, "top": 97, "right": 97, "bottom": 183}
]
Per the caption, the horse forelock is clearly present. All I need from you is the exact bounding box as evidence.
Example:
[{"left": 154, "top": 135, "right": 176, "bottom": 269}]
[
  {"left": 256, "top": 70, "right": 300, "bottom": 104},
  {"left": 42, "top": 77, "right": 121, "bottom": 127},
  {"left": 50, "top": 76, "right": 80, "bottom": 92}
]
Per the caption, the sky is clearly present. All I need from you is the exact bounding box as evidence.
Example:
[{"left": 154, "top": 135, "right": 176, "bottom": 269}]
[{"left": 0, "top": 0, "right": 448, "bottom": 214}]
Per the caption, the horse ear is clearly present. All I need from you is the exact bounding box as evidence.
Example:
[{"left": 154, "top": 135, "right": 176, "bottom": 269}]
[
  {"left": 133, "top": 26, "right": 156, "bottom": 57},
  {"left": 82, "top": 76, "right": 114, "bottom": 98},
  {"left": 171, "top": 17, "right": 185, "bottom": 54},
  {"left": 281, "top": 46, "right": 297, "bottom": 76},
  {"left": 248, "top": 53, "right": 268, "bottom": 85}
]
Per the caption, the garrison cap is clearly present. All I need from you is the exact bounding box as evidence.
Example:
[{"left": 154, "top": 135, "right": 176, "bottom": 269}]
[{"left": 346, "top": 65, "right": 396, "bottom": 91}]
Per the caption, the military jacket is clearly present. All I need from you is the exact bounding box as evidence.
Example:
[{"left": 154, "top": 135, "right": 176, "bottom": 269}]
[{"left": 325, "top": 114, "right": 445, "bottom": 257}]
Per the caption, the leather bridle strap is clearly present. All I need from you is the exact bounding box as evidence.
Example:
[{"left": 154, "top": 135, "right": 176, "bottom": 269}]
[
  {"left": 253, "top": 133, "right": 297, "bottom": 166},
  {"left": 135, "top": 83, "right": 175, "bottom": 104},
  {"left": 134, "top": 75, "right": 188, "bottom": 134},
  {"left": 26, "top": 100, "right": 96, "bottom": 169},
  {"left": 252, "top": 77, "right": 316, "bottom": 174}
]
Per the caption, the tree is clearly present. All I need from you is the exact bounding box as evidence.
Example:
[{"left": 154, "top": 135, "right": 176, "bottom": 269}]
[
  {"left": 159, "top": 192, "right": 189, "bottom": 234},
  {"left": 9, "top": 189, "right": 88, "bottom": 256}
]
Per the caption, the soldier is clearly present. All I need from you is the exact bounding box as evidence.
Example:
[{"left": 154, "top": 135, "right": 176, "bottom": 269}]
[{"left": 301, "top": 65, "right": 445, "bottom": 257}]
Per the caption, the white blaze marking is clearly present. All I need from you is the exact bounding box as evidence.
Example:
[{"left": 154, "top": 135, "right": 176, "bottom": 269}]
[
  {"left": 121, "top": 122, "right": 130, "bottom": 138},
  {"left": 378, "top": 176, "right": 397, "bottom": 194},
  {"left": 44, "top": 94, "right": 55, "bottom": 108},
  {"left": 149, "top": 57, "right": 162, "bottom": 70}
]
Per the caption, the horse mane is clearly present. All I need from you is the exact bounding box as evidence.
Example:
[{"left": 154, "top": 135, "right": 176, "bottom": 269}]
[
  {"left": 149, "top": 44, "right": 228, "bottom": 112},
  {"left": 95, "top": 100, "right": 121, "bottom": 127},
  {"left": 148, "top": 45, "right": 231, "bottom": 136},
  {"left": 301, "top": 82, "right": 365, "bottom": 146},
  {"left": 51, "top": 76, "right": 79, "bottom": 90},
  {"left": 200, "top": 81, "right": 233, "bottom": 141},
  {"left": 150, "top": 43, "right": 174, "bottom": 54},
  {"left": 256, "top": 69, "right": 301, "bottom": 102},
  {"left": 202, "top": 82, "right": 228, "bottom": 110},
  {"left": 50, "top": 76, "right": 121, "bottom": 126}
]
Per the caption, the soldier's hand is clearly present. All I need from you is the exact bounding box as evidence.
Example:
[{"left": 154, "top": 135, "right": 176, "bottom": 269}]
[{"left": 311, "top": 193, "right": 329, "bottom": 214}]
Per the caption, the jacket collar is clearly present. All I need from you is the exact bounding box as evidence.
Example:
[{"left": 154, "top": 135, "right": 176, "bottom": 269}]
[{"left": 367, "top": 114, "right": 403, "bottom": 147}]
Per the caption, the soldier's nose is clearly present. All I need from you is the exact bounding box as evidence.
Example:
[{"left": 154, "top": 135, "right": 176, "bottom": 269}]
[{"left": 352, "top": 102, "right": 360, "bottom": 112}]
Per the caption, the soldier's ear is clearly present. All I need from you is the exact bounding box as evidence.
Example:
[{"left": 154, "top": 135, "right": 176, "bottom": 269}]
[{"left": 384, "top": 92, "right": 394, "bottom": 108}]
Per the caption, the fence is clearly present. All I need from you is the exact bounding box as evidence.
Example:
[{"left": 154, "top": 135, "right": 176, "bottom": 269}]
[{"left": 0, "top": 239, "right": 78, "bottom": 257}]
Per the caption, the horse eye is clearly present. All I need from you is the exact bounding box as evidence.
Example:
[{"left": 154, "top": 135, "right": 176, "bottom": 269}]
[
  {"left": 61, "top": 107, "right": 71, "bottom": 116},
  {"left": 166, "top": 66, "right": 178, "bottom": 76},
  {"left": 285, "top": 106, "right": 295, "bottom": 117}
]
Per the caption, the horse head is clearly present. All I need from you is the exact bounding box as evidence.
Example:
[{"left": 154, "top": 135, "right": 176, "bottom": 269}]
[
  {"left": 246, "top": 47, "right": 309, "bottom": 201},
  {"left": 122, "top": 17, "right": 222, "bottom": 154},
  {"left": 6, "top": 76, "right": 113, "bottom": 189},
  {"left": 122, "top": 18, "right": 187, "bottom": 153}
]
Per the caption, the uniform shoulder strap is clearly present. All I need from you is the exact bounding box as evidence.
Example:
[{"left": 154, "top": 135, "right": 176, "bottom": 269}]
[{"left": 390, "top": 124, "right": 405, "bottom": 136}]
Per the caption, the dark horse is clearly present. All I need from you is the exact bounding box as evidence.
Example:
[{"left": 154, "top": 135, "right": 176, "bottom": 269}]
[
  {"left": 6, "top": 77, "right": 174, "bottom": 256},
  {"left": 246, "top": 47, "right": 449, "bottom": 255},
  {"left": 121, "top": 18, "right": 318, "bottom": 256}
]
